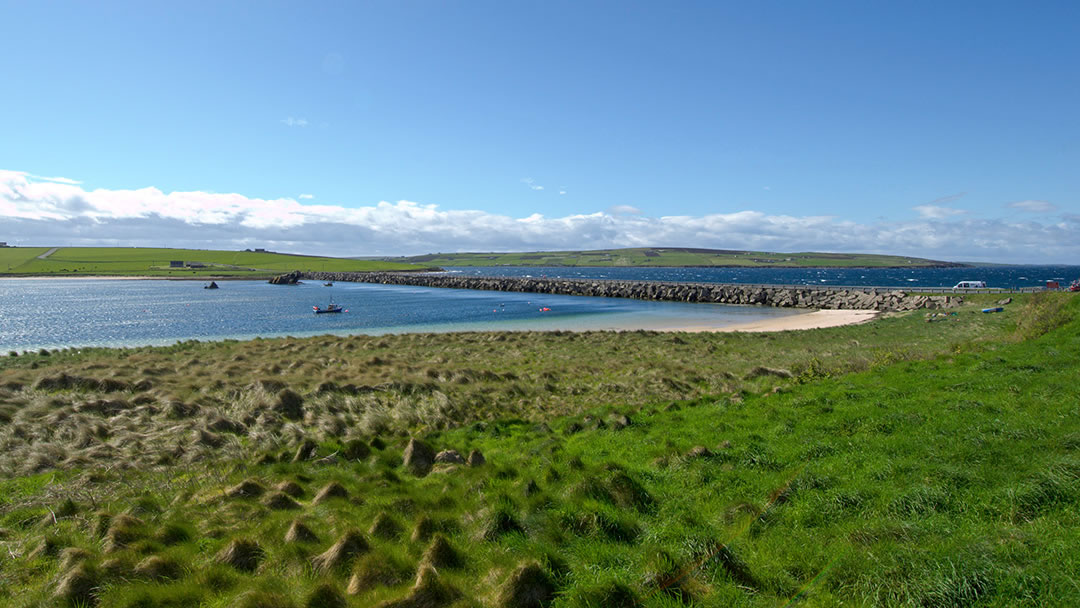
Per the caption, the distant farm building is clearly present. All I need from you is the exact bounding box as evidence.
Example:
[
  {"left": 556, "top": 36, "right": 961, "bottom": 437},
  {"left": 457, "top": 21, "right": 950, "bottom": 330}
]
[{"left": 169, "top": 260, "right": 184, "bottom": 267}]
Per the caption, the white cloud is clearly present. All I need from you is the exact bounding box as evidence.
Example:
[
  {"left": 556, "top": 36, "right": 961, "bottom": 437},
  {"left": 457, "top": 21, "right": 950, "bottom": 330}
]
[
  {"left": 1008, "top": 199, "right": 1057, "bottom": 213},
  {"left": 281, "top": 117, "right": 308, "bottom": 127},
  {"left": 27, "top": 173, "right": 82, "bottom": 185},
  {"left": 522, "top": 177, "right": 544, "bottom": 191},
  {"left": 298, "top": 194, "right": 314, "bottom": 200},
  {"left": 930, "top": 192, "right": 967, "bottom": 204},
  {"left": 913, "top": 204, "right": 968, "bottom": 219},
  {"left": 559, "top": 190, "right": 567, "bottom": 195},
  {"left": 1, "top": 170, "right": 1077, "bottom": 263}
]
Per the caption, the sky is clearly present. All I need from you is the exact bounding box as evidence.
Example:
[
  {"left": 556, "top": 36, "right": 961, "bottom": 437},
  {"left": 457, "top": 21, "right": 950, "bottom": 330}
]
[{"left": 1, "top": 1, "right": 1077, "bottom": 263}]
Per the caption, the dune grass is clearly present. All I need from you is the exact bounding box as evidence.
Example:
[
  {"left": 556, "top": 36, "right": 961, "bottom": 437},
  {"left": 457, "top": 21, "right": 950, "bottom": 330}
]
[
  {"left": 1, "top": 247, "right": 427, "bottom": 276},
  {"left": 0, "top": 293, "right": 1076, "bottom": 606}
]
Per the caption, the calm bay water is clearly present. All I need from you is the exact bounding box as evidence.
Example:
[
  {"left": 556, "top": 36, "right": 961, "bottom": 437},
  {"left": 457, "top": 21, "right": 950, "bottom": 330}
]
[
  {"left": 4, "top": 264, "right": 1076, "bottom": 351},
  {"left": 449, "top": 265, "right": 1080, "bottom": 289},
  {"left": 0, "top": 279, "right": 804, "bottom": 352}
]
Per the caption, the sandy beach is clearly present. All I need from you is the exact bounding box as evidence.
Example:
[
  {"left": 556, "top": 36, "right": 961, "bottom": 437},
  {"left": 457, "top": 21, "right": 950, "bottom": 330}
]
[{"left": 677, "top": 309, "right": 879, "bottom": 333}]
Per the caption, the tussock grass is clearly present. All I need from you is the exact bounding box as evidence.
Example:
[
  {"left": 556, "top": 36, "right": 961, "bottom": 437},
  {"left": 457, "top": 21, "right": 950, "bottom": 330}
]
[
  {"left": 284, "top": 519, "right": 318, "bottom": 544},
  {"left": 312, "top": 530, "right": 369, "bottom": 573},
  {"left": 378, "top": 565, "right": 459, "bottom": 608},
  {"left": 0, "top": 294, "right": 1077, "bottom": 606},
  {"left": 227, "top": 480, "right": 266, "bottom": 499},
  {"left": 495, "top": 561, "right": 557, "bottom": 608},
  {"left": 312, "top": 482, "right": 349, "bottom": 505},
  {"left": 419, "top": 533, "right": 462, "bottom": 570},
  {"left": 133, "top": 554, "right": 183, "bottom": 581},
  {"left": 347, "top": 552, "right": 411, "bottom": 595},
  {"left": 275, "top": 480, "right": 305, "bottom": 498},
  {"left": 262, "top": 491, "right": 301, "bottom": 510},
  {"left": 216, "top": 539, "right": 264, "bottom": 572},
  {"left": 54, "top": 562, "right": 99, "bottom": 606}
]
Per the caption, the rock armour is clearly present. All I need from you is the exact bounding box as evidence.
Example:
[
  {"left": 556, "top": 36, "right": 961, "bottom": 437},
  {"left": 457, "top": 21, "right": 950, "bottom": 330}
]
[{"left": 282, "top": 272, "right": 962, "bottom": 312}]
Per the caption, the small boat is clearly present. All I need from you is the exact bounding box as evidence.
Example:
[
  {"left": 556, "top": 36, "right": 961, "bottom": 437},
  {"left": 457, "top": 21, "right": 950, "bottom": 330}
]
[
  {"left": 324, "top": 282, "right": 333, "bottom": 287},
  {"left": 203, "top": 281, "right": 219, "bottom": 289},
  {"left": 313, "top": 302, "right": 343, "bottom": 314}
]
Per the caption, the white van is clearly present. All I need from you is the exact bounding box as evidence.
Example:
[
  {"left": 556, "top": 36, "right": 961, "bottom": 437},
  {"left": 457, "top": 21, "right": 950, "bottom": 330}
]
[{"left": 952, "top": 280, "right": 987, "bottom": 291}]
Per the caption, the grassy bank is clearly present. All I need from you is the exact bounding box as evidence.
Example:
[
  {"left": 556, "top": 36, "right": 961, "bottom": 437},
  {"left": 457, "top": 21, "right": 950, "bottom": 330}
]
[
  {"left": 0, "top": 247, "right": 428, "bottom": 277},
  {"left": 384, "top": 247, "right": 963, "bottom": 268},
  {"left": 0, "top": 294, "right": 1076, "bottom": 606}
]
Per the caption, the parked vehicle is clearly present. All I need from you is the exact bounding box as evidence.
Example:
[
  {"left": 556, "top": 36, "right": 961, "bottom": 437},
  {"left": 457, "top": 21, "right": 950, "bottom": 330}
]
[{"left": 952, "top": 280, "right": 987, "bottom": 291}]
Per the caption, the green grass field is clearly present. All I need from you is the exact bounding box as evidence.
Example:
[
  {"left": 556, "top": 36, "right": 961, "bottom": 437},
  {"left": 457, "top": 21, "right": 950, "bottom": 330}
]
[
  {"left": 0, "top": 293, "right": 1076, "bottom": 607},
  {"left": 384, "top": 247, "right": 964, "bottom": 268},
  {"left": 0, "top": 247, "right": 51, "bottom": 272},
  {"left": 0, "top": 247, "right": 427, "bottom": 277}
]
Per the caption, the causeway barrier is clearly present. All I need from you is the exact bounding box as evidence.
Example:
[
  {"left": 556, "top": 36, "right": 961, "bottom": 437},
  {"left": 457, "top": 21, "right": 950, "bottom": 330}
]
[{"left": 273, "top": 271, "right": 969, "bottom": 312}]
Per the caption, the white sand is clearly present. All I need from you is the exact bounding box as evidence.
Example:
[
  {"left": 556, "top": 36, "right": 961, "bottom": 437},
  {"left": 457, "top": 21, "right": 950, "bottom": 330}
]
[{"left": 677, "top": 309, "right": 879, "bottom": 333}]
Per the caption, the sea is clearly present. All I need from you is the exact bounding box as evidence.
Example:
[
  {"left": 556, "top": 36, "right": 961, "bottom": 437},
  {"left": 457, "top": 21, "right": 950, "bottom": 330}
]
[
  {"left": 1, "top": 265, "right": 1075, "bottom": 352},
  {"left": 446, "top": 265, "right": 1079, "bottom": 290}
]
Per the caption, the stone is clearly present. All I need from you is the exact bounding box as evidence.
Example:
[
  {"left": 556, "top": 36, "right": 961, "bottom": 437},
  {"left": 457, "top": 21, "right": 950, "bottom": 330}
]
[
  {"left": 686, "top": 445, "right": 712, "bottom": 459},
  {"left": 467, "top": 449, "right": 486, "bottom": 467},
  {"left": 403, "top": 438, "right": 435, "bottom": 476},
  {"left": 434, "top": 450, "right": 465, "bottom": 465}
]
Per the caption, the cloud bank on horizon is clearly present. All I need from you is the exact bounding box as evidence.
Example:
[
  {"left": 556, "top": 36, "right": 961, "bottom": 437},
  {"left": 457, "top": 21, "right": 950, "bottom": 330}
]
[{"left": 1, "top": 170, "right": 1076, "bottom": 264}]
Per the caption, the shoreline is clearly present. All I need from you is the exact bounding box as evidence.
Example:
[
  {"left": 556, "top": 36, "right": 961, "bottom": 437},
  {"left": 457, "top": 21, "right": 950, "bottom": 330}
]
[
  {"left": 0, "top": 308, "right": 882, "bottom": 353},
  {"left": 676, "top": 309, "right": 880, "bottom": 333}
]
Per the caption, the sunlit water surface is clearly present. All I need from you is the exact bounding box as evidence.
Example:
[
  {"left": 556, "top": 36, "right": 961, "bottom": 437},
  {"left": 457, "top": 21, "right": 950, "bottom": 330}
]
[{"left": 0, "top": 279, "right": 804, "bottom": 351}]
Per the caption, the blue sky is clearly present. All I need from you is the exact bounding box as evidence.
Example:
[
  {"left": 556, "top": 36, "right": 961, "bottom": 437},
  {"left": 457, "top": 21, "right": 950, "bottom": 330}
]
[{"left": 1, "top": 1, "right": 1077, "bottom": 262}]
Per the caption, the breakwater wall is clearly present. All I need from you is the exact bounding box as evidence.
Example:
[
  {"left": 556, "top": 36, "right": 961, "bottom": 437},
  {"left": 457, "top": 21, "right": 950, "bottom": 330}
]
[{"left": 275, "top": 271, "right": 963, "bottom": 311}]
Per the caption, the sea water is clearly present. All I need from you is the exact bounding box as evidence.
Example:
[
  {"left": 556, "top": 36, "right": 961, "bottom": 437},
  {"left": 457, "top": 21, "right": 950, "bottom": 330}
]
[
  {"left": 0, "top": 279, "right": 805, "bottom": 352},
  {"left": 448, "top": 265, "right": 1079, "bottom": 289}
]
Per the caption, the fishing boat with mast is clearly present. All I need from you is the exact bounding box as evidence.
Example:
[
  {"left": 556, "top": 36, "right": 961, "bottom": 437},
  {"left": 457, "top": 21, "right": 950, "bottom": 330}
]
[
  {"left": 313, "top": 290, "right": 345, "bottom": 314},
  {"left": 313, "top": 299, "right": 343, "bottom": 314}
]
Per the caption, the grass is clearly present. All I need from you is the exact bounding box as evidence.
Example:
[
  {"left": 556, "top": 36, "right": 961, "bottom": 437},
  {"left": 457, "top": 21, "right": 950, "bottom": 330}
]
[
  {"left": 0, "top": 247, "right": 429, "bottom": 277},
  {"left": 0, "top": 247, "right": 51, "bottom": 272},
  {"left": 383, "top": 247, "right": 964, "bottom": 268},
  {"left": 0, "top": 293, "right": 1076, "bottom": 606}
]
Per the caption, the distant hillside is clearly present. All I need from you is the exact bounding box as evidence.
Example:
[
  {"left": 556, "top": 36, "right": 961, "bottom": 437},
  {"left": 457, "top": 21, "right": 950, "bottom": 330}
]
[
  {"left": 382, "top": 247, "right": 967, "bottom": 268},
  {"left": 0, "top": 247, "right": 430, "bottom": 276}
]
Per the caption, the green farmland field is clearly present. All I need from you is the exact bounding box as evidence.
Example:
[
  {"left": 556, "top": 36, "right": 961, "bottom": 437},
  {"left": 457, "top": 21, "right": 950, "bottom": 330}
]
[
  {"left": 0, "top": 247, "right": 428, "bottom": 277},
  {"left": 386, "top": 247, "right": 965, "bottom": 268},
  {"left": 0, "top": 247, "right": 51, "bottom": 271}
]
